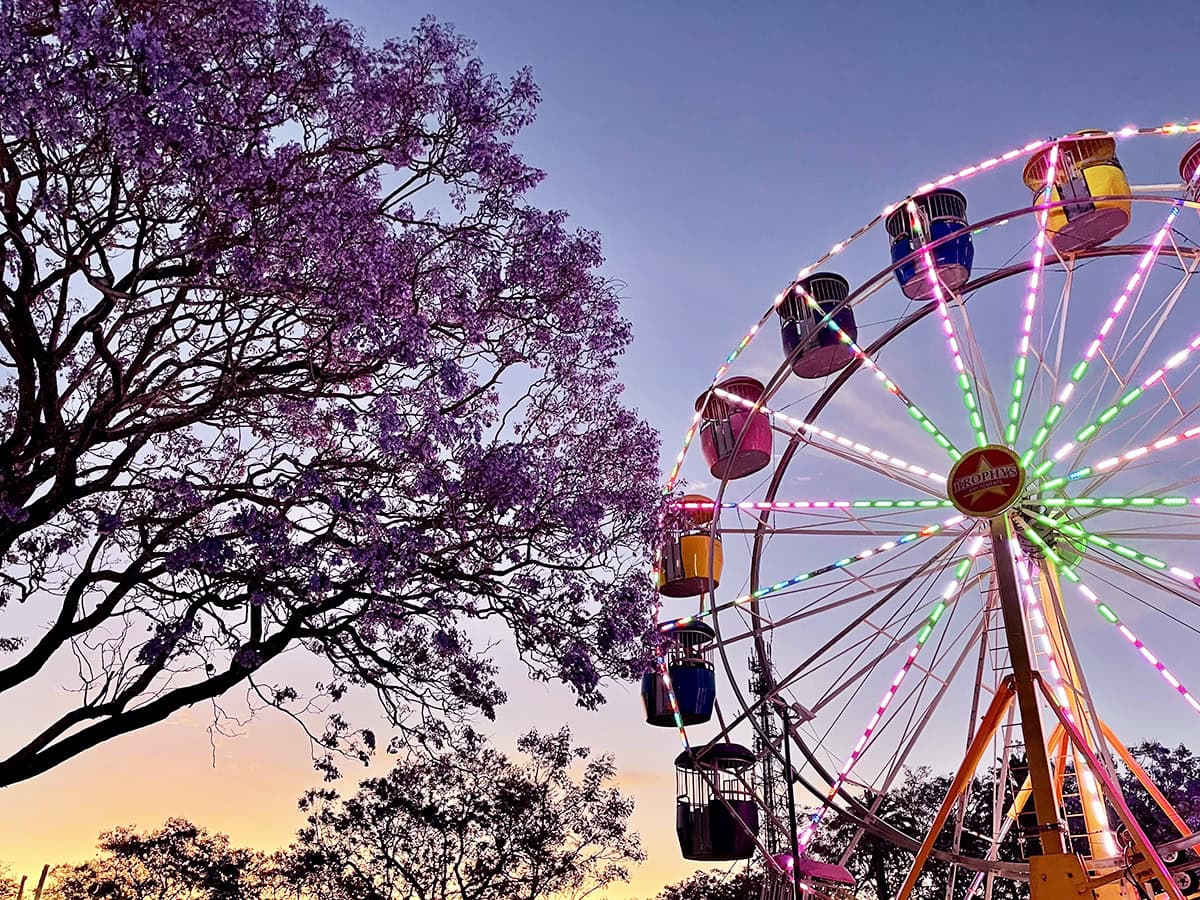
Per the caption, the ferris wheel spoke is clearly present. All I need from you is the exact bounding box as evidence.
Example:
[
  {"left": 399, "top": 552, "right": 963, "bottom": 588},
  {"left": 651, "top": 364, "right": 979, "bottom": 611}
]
[
  {"left": 795, "top": 534, "right": 989, "bottom": 850},
  {"left": 795, "top": 549, "right": 972, "bottom": 705},
  {"left": 795, "top": 285, "right": 963, "bottom": 464},
  {"left": 1100, "top": 245, "right": 1199, "bottom": 404},
  {"left": 849, "top": 604, "right": 990, "bottom": 791},
  {"left": 714, "top": 554, "right": 967, "bottom": 650},
  {"left": 1006, "top": 142, "right": 1060, "bottom": 447},
  {"left": 688, "top": 560, "right": 957, "bottom": 753},
  {"left": 1033, "top": 319, "right": 1200, "bottom": 480},
  {"left": 846, "top": 596, "right": 994, "bottom": 852},
  {"left": 807, "top": 570, "right": 990, "bottom": 716},
  {"left": 1071, "top": 396, "right": 1200, "bottom": 499},
  {"left": 1058, "top": 566, "right": 1200, "bottom": 716},
  {"left": 909, "top": 202, "right": 988, "bottom": 448},
  {"left": 1071, "top": 550, "right": 1200, "bottom": 629},
  {"left": 788, "top": 547, "right": 979, "bottom": 778},
  {"left": 713, "top": 386, "right": 951, "bottom": 493},
  {"left": 1019, "top": 512, "right": 1200, "bottom": 594},
  {"left": 1036, "top": 422, "right": 1200, "bottom": 493},
  {"left": 1023, "top": 203, "right": 1187, "bottom": 464},
  {"left": 660, "top": 516, "right": 970, "bottom": 633}
]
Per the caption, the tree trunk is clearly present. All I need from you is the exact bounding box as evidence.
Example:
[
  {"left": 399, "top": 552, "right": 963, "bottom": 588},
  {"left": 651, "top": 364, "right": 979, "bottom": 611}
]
[{"left": 871, "top": 844, "right": 889, "bottom": 900}]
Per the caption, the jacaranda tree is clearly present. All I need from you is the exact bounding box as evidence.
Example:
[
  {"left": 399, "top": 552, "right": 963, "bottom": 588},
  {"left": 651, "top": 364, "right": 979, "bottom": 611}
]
[{"left": 0, "top": 0, "right": 662, "bottom": 786}]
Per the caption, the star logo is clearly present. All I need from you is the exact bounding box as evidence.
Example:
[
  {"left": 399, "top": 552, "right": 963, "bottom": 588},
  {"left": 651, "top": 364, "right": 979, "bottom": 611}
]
[{"left": 948, "top": 445, "right": 1026, "bottom": 517}]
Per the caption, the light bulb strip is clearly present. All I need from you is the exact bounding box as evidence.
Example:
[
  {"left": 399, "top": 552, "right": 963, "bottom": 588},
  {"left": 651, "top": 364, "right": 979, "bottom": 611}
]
[
  {"left": 1043, "top": 326, "right": 1200, "bottom": 473},
  {"left": 674, "top": 499, "right": 954, "bottom": 512},
  {"left": 1007, "top": 144, "right": 1060, "bottom": 446},
  {"left": 796, "top": 535, "right": 988, "bottom": 850},
  {"left": 659, "top": 514, "right": 968, "bottom": 632},
  {"left": 1036, "top": 424, "right": 1200, "bottom": 492},
  {"left": 1012, "top": 542, "right": 1117, "bottom": 857},
  {"left": 797, "top": 288, "right": 961, "bottom": 462},
  {"left": 712, "top": 387, "right": 949, "bottom": 488},
  {"left": 664, "top": 122, "right": 1200, "bottom": 494},
  {"left": 1012, "top": 542, "right": 1072, "bottom": 711},
  {"left": 908, "top": 202, "right": 988, "bottom": 448},
  {"left": 1029, "top": 513, "right": 1196, "bottom": 592},
  {"left": 1024, "top": 204, "right": 1184, "bottom": 464},
  {"left": 654, "top": 650, "right": 692, "bottom": 752},
  {"left": 1063, "top": 572, "right": 1200, "bottom": 716},
  {"left": 1041, "top": 496, "right": 1195, "bottom": 508}
]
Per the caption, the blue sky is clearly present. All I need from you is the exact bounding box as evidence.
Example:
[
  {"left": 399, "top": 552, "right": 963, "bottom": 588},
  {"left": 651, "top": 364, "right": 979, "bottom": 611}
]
[
  {"left": 331, "top": 2, "right": 1200, "bottom": 892},
  {"left": 8, "top": 3, "right": 1200, "bottom": 897}
]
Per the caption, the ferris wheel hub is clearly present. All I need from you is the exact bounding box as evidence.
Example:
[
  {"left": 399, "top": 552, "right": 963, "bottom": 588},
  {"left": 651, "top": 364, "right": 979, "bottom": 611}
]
[{"left": 947, "top": 444, "right": 1027, "bottom": 517}]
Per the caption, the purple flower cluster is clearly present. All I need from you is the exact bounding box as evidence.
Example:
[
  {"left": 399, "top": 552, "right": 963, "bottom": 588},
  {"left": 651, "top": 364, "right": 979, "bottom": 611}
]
[{"left": 0, "top": 0, "right": 668, "bottom": 784}]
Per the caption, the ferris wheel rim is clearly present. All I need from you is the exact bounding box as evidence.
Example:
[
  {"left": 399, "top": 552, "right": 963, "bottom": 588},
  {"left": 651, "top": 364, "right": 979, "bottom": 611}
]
[{"left": 663, "top": 132, "right": 1200, "bottom": 882}]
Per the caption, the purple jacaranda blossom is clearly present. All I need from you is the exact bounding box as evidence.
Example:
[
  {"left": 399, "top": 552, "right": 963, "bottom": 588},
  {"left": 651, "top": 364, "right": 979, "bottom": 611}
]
[{"left": 0, "top": 0, "right": 665, "bottom": 787}]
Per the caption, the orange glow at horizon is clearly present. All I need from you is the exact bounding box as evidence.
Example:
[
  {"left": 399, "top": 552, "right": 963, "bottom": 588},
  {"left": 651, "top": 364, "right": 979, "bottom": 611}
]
[{"left": 1, "top": 700, "right": 715, "bottom": 899}]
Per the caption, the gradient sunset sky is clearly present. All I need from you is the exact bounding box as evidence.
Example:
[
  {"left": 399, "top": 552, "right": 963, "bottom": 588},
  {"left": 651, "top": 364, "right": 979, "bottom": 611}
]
[{"left": 5, "top": 2, "right": 1200, "bottom": 897}]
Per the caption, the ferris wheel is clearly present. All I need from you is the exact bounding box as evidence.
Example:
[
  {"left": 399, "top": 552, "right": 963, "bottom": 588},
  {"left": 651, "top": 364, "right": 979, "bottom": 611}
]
[{"left": 646, "top": 124, "right": 1200, "bottom": 900}]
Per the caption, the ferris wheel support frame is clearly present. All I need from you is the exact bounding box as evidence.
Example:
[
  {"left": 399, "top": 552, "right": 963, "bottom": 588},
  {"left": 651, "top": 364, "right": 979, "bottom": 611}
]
[
  {"left": 894, "top": 515, "right": 1187, "bottom": 900},
  {"left": 990, "top": 517, "right": 1069, "bottom": 858}
]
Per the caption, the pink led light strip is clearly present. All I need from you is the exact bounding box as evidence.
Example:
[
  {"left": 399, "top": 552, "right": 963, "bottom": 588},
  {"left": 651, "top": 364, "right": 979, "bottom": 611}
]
[
  {"left": 1062, "top": 207, "right": 1182, "bottom": 402},
  {"left": 1007, "top": 144, "right": 1059, "bottom": 446},
  {"left": 909, "top": 202, "right": 987, "bottom": 448},
  {"left": 1050, "top": 328, "right": 1200, "bottom": 465},
  {"left": 1065, "top": 576, "right": 1200, "bottom": 716},
  {"left": 712, "top": 387, "right": 948, "bottom": 488},
  {"left": 678, "top": 499, "right": 851, "bottom": 511},
  {"left": 1024, "top": 204, "right": 1184, "bottom": 463},
  {"left": 796, "top": 535, "right": 987, "bottom": 849},
  {"left": 664, "top": 122, "right": 1200, "bottom": 494},
  {"left": 1013, "top": 544, "right": 1116, "bottom": 857},
  {"left": 1084, "top": 425, "right": 1200, "bottom": 475},
  {"left": 674, "top": 499, "right": 951, "bottom": 512}
]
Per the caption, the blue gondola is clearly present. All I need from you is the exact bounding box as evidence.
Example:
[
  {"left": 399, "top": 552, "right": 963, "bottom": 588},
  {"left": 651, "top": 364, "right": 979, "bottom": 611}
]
[
  {"left": 675, "top": 742, "right": 759, "bottom": 861},
  {"left": 642, "top": 621, "right": 716, "bottom": 726},
  {"left": 886, "top": 189, "right": 974, "bottom": 300},
  {"left": 779, "top": 273, "right": 857, "bottom": 378}
]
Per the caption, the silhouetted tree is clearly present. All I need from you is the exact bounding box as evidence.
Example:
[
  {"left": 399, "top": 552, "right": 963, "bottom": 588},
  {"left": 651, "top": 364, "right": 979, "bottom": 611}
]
[
  {"left": 47, "top": 819, "right": 274, "bottom": 900},
  {"left": 0, "top": 0, "right": 661, "bottom": 787},
  {"left": 1119, "top": 741, "right": 1200, "bottom": 847},
  {"left": 650, "top": 867, "right": 762, "bottom": 900},
  {"left": 0, "top": 866, "right": 19, "bottom": 900},
  {"left": 285, "top": 727, "right": 644, "bottom": 900}
]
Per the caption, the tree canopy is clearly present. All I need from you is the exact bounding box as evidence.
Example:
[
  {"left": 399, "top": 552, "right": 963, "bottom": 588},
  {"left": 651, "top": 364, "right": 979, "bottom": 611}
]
[
  {"left": 286, "top": 726, "right": 644, "bottom": 900},
  {"left": 37, "top": 728, "right": 641, "bottom": 900},
  {"left": 48, "top": 819, "right": 275, "bottom": 900},
  {"left": 0, "top": 0, "right": 662, "bottom": 786}
]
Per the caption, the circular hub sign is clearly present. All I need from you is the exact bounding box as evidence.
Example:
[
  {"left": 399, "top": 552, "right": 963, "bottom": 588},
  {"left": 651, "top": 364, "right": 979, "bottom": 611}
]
[{"left": 947, "top": 444, "right": 1026, "bottom": 518}]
